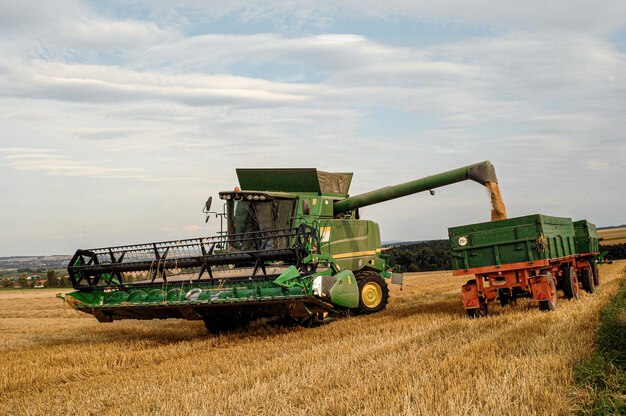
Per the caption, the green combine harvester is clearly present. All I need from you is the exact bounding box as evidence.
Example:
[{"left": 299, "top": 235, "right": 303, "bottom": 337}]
[{"left": 60, "top": 161, "right": 499, "bottom": 332}]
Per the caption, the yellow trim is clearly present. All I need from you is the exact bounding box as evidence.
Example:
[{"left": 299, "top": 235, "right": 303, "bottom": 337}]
[
  {"left": 361, "top": 282, "right": 383, "bottom": 308},
  {"left": 332, "top": 250, "right": 377, "bottom": 260}
]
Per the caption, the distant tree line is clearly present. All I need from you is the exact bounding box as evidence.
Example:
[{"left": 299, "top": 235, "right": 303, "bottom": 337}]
[
  {"left": 0, "top": 269, "right": 71, "bottom": 288},
  {"left": 602, "top": 243, "right": 626, "bottom": 260},
  {"left": 386, "top": 240, "right": 452, "bottom": 272},
  {"left": 44, "top": 270, "right": 71, "bottom": 288},
  {"left": 15, "top": 267, "right": 47, "bottom": 273}
]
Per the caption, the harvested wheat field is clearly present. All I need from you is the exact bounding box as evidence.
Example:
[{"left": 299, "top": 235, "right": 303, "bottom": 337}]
[
  {"left": 1, "top": 261, "right": 625, "bottom": 416},
  {"left": 598, "top": 226, "right": 626, "bottom": 245}
]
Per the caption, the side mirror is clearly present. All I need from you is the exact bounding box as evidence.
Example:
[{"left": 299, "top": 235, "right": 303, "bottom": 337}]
[{"left": 204, "top": 196, "right": 213, "bottom": 223}]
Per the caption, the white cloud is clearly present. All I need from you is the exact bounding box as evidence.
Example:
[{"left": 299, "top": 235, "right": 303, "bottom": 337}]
[
  {"left": 70, "top": 127, "right": 148, "bottom": 140},
  {"left": 1, "top": 150, "right": 150, "bottom": 179},
  {"left": 0, "top": 0, "right": 175, "bottom": 52},
  {"left": 0, "top": 147, "right": 202, "bottom": 182},
  {"left": 0, "top": 0, "right": 625, "bottom": 255},
  {"left": 345, "top": 0, "right": 626, "bottom": 33},
  {"left": 134, "top": 33, "right": 404, "bottom": 73},
  {"left": 98, "top": 0, "right": 626, "bottom": 33},
  {"left": 585, "top": 160, "right": 610, "bottom": 170},
  {"left": 0, "top": 59, "right": 317, "bottom": 106}
]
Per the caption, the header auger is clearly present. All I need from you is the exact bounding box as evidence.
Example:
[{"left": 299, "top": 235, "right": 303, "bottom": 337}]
[{"left": 60, "top": 161, "right": 501, "bottom": 332}]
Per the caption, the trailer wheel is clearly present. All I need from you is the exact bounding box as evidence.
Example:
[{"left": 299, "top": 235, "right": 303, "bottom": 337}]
[
  {"left": 579, "top": 267, "right": 595, "bottom": 293},
  {"left": 498, "top": 289, "right": 516, "bottom": 307},
  {"left": 355, "top": 272, "right": 389, "bottom": 314},
  {"left": 561, "top": 266, "right": 580, "bottom": 300},
  {"left": 591, "top": 261, "right": 600, "bottom": 286},
  {"left": 538, "top": 272, "right": 557, "bottom": 311},
  {"left": 467, "top": 300, "right": 488, "bottom": 318}
]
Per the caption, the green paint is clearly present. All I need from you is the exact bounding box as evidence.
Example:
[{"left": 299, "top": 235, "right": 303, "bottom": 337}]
[
  {"left": 333, "top": 160, "right": 496, "bottom": 213},
  {"left": 573, "top": 220, "right": 600, "bottom": 254},
  {"left": 329, "top": 270, "right": 359, "bottom": 308},
  {"left": 274, "top": 266, "right": 302, "bottom": 287},
  {"left": 448, "top": 214, "right": 590, "bottom": 270}
]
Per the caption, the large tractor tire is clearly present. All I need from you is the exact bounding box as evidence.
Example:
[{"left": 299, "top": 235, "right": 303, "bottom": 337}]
[
  {"left": 579, "top": 267, "right": 595, "bottom": 293},
  {"left": 355, "top": 271, "right": 389, "bottom": 314},
  {"left": 538, "top": 272, "right": 557, "bottom": 311},
  {"left": 561, "top": 265, "right": 580, "bottom": 300}
]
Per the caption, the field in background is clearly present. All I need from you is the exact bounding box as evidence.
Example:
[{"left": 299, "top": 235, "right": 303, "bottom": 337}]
[
  {"left": 1, "top": 262, "right": 625, "bottom": 416},
  {"left": 599, "top": 226, "right": 626, "bottom": 245}
]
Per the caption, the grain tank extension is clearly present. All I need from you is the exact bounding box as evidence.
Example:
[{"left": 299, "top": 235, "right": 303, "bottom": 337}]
[{"left": 60, "top": 161, "right": 499, "bottom": 332}]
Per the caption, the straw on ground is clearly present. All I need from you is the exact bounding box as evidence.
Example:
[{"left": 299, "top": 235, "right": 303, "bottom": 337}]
[{"left": 1, "top": 261, "right": 624, "bottom": 416}]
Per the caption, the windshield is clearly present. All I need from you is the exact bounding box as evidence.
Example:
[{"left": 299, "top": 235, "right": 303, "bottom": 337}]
[{"left": 227, "top": 199, "right": 296, "bottom": 235}]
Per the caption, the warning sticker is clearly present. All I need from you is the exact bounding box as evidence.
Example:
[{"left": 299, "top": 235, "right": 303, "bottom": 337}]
[{"left": 320, "top": 226, "right": 331, "bottom": 242}]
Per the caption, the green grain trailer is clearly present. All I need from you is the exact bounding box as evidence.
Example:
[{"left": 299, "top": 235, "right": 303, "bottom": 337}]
[
  {"left": 573, "top": 220, "right": 601, "bottom": 287},
  {"left": 60, "top": 161, "right": 499, "bottom": 332},
  {"left": 573, "top": 220, "right": 600, "bottom": 254},
  {"left": 449, "top": 215, "right": 600, "bottom": 317}
]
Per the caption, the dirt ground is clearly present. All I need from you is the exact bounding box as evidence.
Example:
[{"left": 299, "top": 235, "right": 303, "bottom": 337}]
[{"left": 1, "top": 261, "right": 624, "bottom": 416}]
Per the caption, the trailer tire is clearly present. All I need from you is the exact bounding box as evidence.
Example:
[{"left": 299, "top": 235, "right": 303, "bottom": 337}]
[
  {"left": 355, "top": 272, "right": 389, "bottom": 314},
  {"left": 591, "top": 261, "right": 600, "bottom": 286},
  {"left": 498, "top": 289, "right": 516, "bottom": 307},
  {"left": 561, "top": 265, "right": 580, "bottom": 300},
  {"left": 579, "top": 267, "right": 595, "bottom": 293},
  {"left": 467, "top": 301, "right": 488, "bottom": 318},
  {"left": 538, "top": 273, "right": 557, "bottom": 311}
]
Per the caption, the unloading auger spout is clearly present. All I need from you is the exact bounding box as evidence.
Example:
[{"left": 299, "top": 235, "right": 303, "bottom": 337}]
[{"left": 333, "top": 160, "right": 498, "bottom": 214}]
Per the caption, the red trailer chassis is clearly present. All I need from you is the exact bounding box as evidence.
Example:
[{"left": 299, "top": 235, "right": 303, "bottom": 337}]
[{"left": 454, "top": 252, "right": 600, "bottom": 317}]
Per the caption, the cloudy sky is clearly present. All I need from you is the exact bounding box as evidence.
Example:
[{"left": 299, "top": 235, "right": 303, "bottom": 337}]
[{"left": 1, "top": 1, "right": 625, "bottom": 256}]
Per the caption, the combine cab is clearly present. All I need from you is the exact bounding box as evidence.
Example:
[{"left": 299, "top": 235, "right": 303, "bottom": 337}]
[{"left": 61, "top": 162, "right": 500, "bottom": 332}]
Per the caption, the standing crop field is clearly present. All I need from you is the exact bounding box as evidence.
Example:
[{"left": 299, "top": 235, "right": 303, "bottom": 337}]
[{"left": 1, "top": 261, "right": 624, "bottom": 416}]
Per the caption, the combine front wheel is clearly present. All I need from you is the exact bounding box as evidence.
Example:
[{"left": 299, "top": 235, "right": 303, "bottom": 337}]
[{"left": 355, "top": 272, "right": 389, "bottom": 314}]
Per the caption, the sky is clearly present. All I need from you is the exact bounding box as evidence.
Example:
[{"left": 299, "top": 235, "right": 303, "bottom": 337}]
[{"left": 1, "top": 1, "right": 625, "bottom": 256}]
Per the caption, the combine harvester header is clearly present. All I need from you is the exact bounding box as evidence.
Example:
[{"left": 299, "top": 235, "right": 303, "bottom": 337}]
[{"left": 60, "top": 161, "right": 502, "bottom": 332}]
